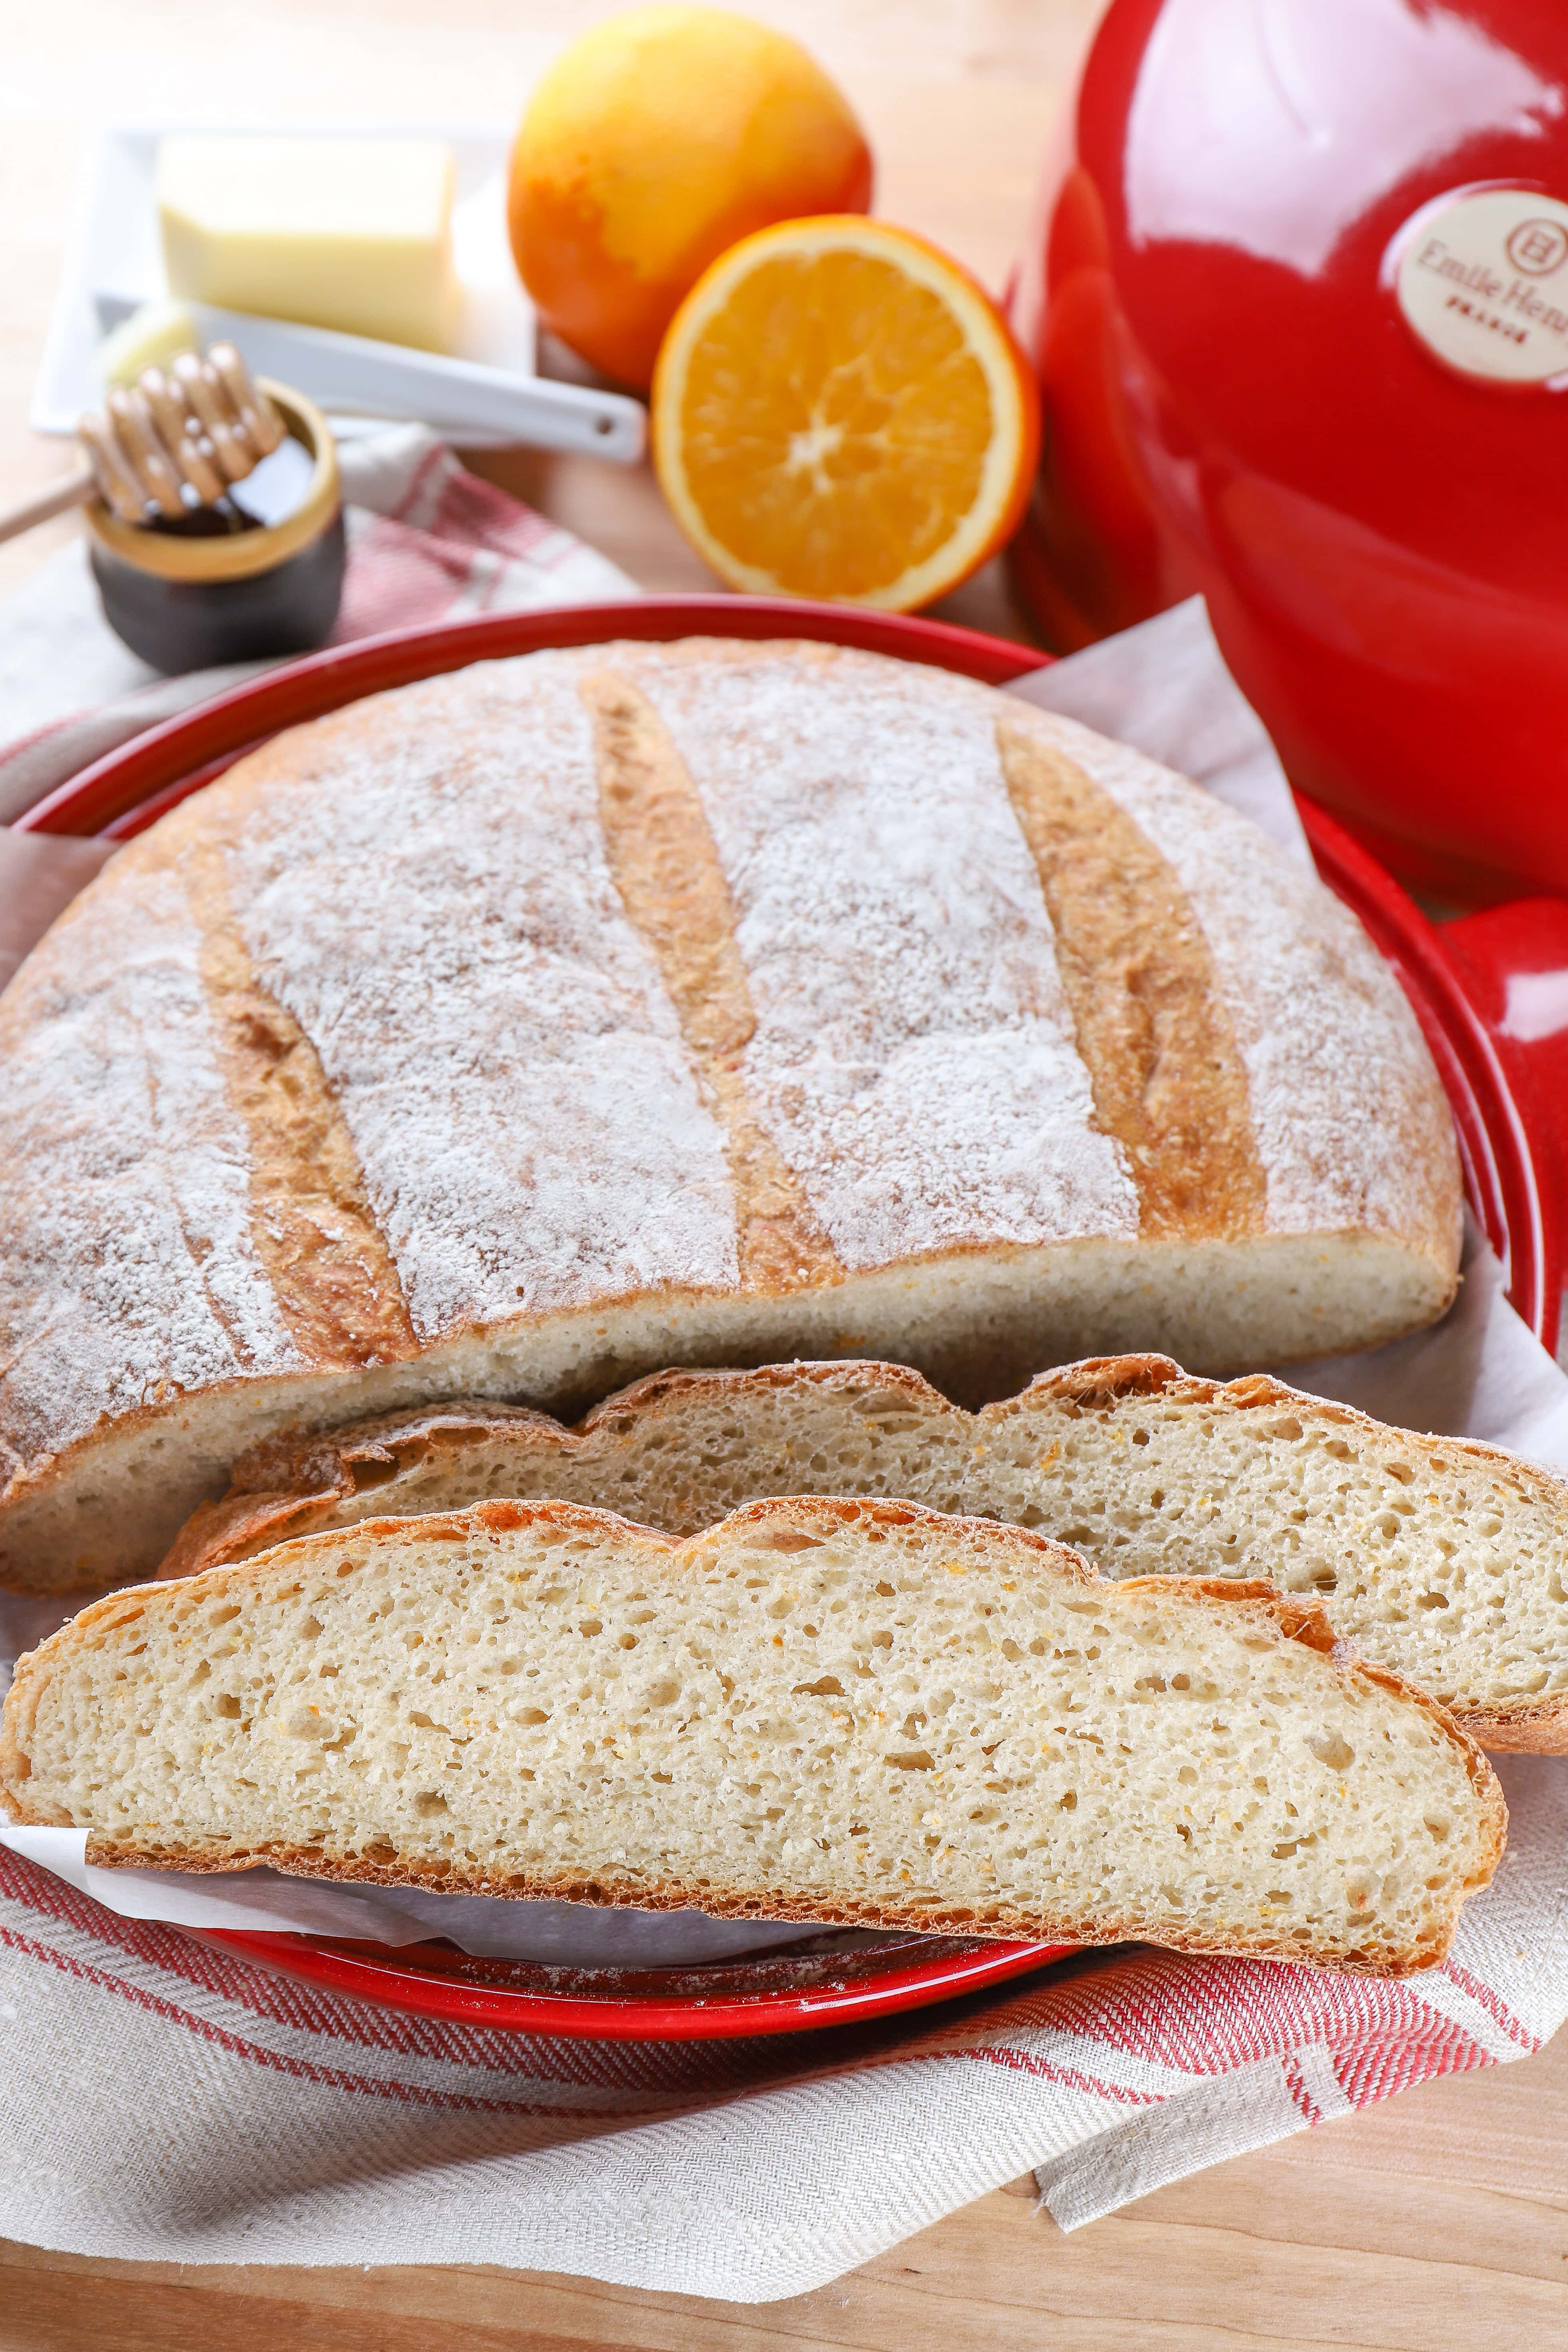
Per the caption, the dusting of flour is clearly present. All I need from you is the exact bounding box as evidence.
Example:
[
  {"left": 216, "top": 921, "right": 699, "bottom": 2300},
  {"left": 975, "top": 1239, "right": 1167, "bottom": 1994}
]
[
  {"left": 1021, "top": 707, "right": 1457, "bottom": 1248},
  {"left": 0, "top": 862, "right": 300, "bottom": 1473},
  {"left": 221, "top": 662, "right": 739, "bottom": 1342},
  {"left": 632, "top": 649, "right": 1140, "bottom": 1269}
]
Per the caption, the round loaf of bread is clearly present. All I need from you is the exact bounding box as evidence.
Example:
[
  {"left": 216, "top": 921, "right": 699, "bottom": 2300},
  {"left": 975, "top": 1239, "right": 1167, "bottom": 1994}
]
[{"left": 0, "top": 638, "right": 1461, "bottom": 1591}]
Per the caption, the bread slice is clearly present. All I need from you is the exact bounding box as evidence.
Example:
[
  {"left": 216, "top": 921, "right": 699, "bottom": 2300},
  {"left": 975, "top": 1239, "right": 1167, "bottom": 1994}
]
[
  {"left": 163, "top": 1358, "right": 1568, "bottom": 1754},
  {"left": 0, "top": 637, "right": 1461, "bottom": 1595},
  {"left": 0, "top": 1497, "right": 1502, "bottom": 1973}
]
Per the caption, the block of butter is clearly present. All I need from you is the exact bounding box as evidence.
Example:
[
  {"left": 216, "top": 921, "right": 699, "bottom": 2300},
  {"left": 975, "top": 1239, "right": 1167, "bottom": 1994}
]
[{"left": 157, "top": 135, "right": 458, "bottom": 352}]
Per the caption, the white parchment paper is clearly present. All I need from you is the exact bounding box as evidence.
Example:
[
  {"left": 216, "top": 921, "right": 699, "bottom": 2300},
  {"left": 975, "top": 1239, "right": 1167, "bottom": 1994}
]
[{"left": 4, "top": 594, "right": 1564, "bottom": 1967}]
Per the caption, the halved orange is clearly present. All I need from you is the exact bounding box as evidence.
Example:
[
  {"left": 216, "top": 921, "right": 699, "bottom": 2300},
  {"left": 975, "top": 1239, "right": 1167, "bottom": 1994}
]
[{"left": 652, "top": 216, "right": 1041, "bottom": 610}]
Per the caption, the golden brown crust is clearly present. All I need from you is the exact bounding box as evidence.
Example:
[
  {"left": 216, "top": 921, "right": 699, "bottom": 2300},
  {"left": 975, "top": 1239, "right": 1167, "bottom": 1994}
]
[
  {"left": 157, "top": 1488, "right": 343, "bottom": 1581},
  {"left": 583, "top": 667, "right": 841, "bottom": 1295},
  {"left": 183, "top": 835, "right": 420, "bottom": 1373},
  {"left": 72, "top": 1836, "right": 1464, "bottom": 1976},
  {"left": 1011, "top": 1352, "right": 1195, "bottom": 1408},
  {"left": 996, "top": 721, "right": 1267, "bottom": 1244},
  {"left": 1436, "top": 1703, "right": 1568, "bottom": 1754},
  {"left": 580, "top": 1356, "right": 956, "bottom": 1429},
  {"left": 157, "top": 1400, "right": 562, "bottom": 1575}
]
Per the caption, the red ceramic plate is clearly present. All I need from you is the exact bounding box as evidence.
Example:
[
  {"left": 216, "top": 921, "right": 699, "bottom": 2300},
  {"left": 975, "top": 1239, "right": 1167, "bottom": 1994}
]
[
  {"left": 22, "top": 595, "right": 1567, "bottom": 2036},
  {"left": 189, "top": 1925, "right": 1079, "bottom": 2040}
]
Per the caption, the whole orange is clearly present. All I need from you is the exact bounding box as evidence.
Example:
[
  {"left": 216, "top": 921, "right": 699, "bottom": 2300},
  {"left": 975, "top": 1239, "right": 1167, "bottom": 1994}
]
[{"left": 507, "top": 5, "right": 872, "bottom": 391}]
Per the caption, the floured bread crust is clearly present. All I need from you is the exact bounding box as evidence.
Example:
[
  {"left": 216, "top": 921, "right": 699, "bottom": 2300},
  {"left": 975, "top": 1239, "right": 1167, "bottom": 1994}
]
[
  {"left": 0, "top": 1497, "right": 1504, "bottom": 1973},
  {"left": 0, "top": 641, "right": 1462, "bottom": 1591},
  {"left": 163, "top": 1355, "right": 1568, "bottom": 1753}
]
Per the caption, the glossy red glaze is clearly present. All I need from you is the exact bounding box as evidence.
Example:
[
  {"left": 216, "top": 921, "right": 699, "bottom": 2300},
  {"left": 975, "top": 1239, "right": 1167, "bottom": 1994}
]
[
  {"left": 1297, "top": 796, "right": 1560, "bottom": 1349},
  {"left": 1010, "top": 0, "right": 1568, "bottom": 905},
  {"left": 22, "top": 596, "right": 1567, "bottom": 2032}
]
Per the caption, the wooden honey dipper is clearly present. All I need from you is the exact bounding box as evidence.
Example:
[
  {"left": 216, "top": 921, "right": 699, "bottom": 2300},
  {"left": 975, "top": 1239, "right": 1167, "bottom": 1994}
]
[{"left": 0, "top": 345, "right": 286, "bottom": 545}]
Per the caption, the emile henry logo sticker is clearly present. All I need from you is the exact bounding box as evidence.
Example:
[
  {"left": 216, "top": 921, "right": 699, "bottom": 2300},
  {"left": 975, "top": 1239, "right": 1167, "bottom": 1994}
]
[{"left": 1394, "top": 188, "right": 1568, "bottom": 385}]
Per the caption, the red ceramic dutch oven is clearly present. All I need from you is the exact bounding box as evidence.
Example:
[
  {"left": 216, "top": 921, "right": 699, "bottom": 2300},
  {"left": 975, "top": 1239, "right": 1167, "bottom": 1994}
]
[
  {"left": 1010, "top": 0, "right": 1568, "bottom": 906},
  {"left": 18, "top": 594, "right": 1568, "bottom": 2033}
]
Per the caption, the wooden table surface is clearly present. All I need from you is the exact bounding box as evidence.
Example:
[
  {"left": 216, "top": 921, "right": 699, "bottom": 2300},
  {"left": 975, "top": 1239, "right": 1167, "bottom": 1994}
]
[{"left": 2, "top": 4, "right": 1566, "bottom": 2344}]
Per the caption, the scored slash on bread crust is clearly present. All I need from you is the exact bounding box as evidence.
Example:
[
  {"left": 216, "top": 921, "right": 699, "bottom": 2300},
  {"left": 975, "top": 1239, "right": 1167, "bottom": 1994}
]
[
  {"left": 0, "top": 1496, "right": 1505, "bottom": 1975},
  {"left": 160, "top": 1355, "right": 1568, "bottom": 1754},
  {"left": 0, "top": 638, "right": 1461, "bottom": 1595}
]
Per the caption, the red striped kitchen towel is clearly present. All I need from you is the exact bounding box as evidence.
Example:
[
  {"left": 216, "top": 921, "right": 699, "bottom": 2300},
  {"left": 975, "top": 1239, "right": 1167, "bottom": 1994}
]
[{"left": 2, "top": 1760, "right": 1563, "bottom": 2298}]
